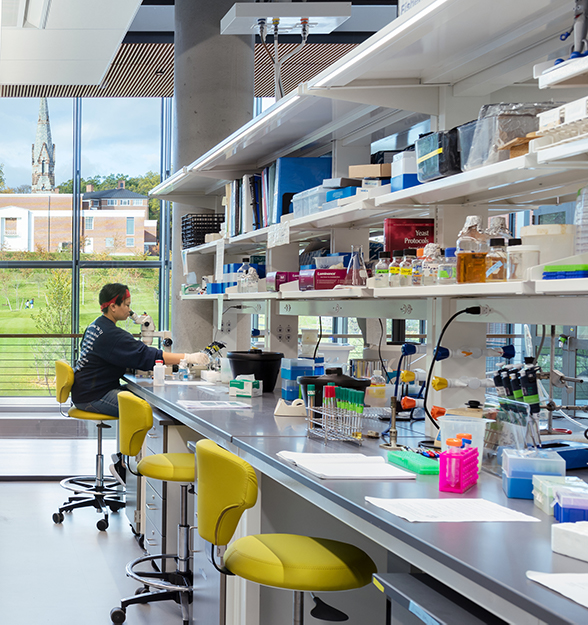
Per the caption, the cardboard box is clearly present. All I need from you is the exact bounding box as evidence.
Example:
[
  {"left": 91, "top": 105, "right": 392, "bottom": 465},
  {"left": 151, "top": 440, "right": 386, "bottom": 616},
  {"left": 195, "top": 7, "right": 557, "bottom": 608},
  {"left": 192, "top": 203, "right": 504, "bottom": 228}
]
[
  {"left": 229, "top": 378, "right": 263, "bottom": 397},
  {"left": 348, "top": 163, "right": 392, "bottom": 178},
  {"left": 299, "top": 268, "right": 346, "bottom": 291},
  {"left": 266, "top": 271, "right": 299, "bottom": 292}
]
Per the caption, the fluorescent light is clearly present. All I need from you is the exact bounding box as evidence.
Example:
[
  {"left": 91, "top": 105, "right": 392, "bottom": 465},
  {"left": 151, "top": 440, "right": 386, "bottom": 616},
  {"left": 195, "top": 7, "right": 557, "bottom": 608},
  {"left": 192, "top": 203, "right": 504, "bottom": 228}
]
[
  {"left": 313, "top": 0, "right": 451, "bottom": 87},
  {"left": 195, "top": 95, "right": 300, "bottom": 170}
]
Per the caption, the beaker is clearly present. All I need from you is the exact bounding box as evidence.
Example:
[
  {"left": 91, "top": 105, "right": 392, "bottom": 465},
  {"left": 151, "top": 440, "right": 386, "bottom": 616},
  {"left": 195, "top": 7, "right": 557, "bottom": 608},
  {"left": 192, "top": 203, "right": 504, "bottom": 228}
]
[{"left": 343, "top": 245, "right": 368, "bottom": 286}]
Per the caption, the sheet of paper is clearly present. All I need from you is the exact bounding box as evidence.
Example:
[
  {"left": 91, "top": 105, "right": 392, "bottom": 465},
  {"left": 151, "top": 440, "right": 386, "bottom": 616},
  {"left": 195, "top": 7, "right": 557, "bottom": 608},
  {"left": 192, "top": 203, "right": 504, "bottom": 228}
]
[
  {"left": 177, "top": 400, "right": 251, "bottom": 410},
  {"left": 526, "top": 571, "right": 588, "bottom": 609},
  {"left": 164, "top": 380, "right": 214, "bottom": 386},
  {"left": 299, "top": 461, "right": 415, "bottom": 480},
  {"left": 277, "top": 451, "right": 376, "bottom": 464},
  {"left": 365, "top": 497, "right": 540, "bottom": 523}
]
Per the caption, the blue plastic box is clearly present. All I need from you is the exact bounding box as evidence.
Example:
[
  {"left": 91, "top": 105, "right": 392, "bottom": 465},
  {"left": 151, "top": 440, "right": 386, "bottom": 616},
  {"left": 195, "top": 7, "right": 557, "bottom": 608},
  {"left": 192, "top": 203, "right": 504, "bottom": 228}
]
[
  {"left": 326, "top": 187, "right": 357, "bottom": 202},
  {"left": 554, "top": 503, "right": 588, "bottom": 523},
  {"left": 390, "top": 173, "right": 421, "bottom": 193},
  {"left": 502, "top": 471, "right": 564, "bottom": 499}
]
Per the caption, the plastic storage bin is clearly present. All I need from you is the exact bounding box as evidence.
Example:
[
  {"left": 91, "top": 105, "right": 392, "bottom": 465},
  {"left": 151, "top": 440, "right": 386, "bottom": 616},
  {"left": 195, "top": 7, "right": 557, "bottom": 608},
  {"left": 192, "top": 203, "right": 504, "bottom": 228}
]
[
  {"left": 281, "top": 358, "right": 314, "bottom": 380},
  {"left": 181, "top": 213, "right": 225, "bottom": 249},
  {"left": 415, "top": 128, "right": 461, "bottom": 182},
  {"left": 463, "top": 102, "right": 556, "bottom": 171},
  {"left": 314, "top": 255, "right": 347, "bottom": 269},
  {"left": 281, "top": 378, "right": 300, "bottom": 400},
  {"left": 291, "top": 185, "right": 328, "bottom": 218},
  {"left": 436, "top": 416, "right": 490, "bottom": 469},
  {"left": 520, "top": 224, "right": 575, "bottom": 265},
  {"left": 456, "top": 120, "right": 477, "bottom": 171}
]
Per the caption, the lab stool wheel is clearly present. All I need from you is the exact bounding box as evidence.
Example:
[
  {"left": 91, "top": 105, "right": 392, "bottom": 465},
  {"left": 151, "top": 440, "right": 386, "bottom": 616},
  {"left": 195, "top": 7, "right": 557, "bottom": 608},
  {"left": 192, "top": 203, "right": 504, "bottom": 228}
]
[
  {"left": 110, "top": 607, "right": 126, "bottom": 623},
  {"left": 52, "top": 512, "right": 64, "bottom": 524},
  {"left": 96, "top": 517, "right": 109, "bottom": 531}
]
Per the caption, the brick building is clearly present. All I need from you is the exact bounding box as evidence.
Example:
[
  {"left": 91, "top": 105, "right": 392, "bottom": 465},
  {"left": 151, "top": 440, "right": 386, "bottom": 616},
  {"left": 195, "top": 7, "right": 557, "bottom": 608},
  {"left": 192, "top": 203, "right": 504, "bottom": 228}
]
[{"left": 0, "top": 99, "right": 158, "bottom": 254}]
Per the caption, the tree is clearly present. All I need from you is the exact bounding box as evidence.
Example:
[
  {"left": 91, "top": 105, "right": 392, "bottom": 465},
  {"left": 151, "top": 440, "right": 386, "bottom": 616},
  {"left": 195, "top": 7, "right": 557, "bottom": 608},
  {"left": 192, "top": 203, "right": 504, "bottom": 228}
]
[
  {"left": 31, "top": 270, "right": 72, "bottom": 392},
  {"left": 57, "top": 171, "right": 162, "bottom": 220},
  {"left": 0, "top": 163, "right": 6, "bottom": 191}
]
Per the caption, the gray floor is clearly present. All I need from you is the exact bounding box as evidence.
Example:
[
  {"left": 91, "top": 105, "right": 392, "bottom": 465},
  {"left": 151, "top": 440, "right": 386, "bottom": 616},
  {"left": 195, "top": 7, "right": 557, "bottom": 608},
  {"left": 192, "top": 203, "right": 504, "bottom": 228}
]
[{"left": 0, "top": 480, "right": 184, "bottom": 625}]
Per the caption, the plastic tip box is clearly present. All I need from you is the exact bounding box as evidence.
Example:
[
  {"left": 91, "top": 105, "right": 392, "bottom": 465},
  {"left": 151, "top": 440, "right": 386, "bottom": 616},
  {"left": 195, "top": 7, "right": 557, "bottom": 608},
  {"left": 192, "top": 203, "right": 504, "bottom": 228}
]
[
  {"left": 554, "top": 487, "right": 588, "bottom": 523},
  {"left": 502, "top": 449, "right": 566, "bottom": 499},
  {"left": 533, "top": 475, "right": 588, "bottom": 516}
]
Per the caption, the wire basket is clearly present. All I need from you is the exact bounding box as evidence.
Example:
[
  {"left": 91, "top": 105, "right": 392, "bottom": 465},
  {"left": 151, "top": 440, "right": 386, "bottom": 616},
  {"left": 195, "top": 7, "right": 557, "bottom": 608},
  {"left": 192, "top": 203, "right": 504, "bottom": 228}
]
[
  {"left": 181, "top": 213, "right": 225, "bottom": 249},
  {"left": 307, "top": 407, "right": 382, "bottom": 445}
]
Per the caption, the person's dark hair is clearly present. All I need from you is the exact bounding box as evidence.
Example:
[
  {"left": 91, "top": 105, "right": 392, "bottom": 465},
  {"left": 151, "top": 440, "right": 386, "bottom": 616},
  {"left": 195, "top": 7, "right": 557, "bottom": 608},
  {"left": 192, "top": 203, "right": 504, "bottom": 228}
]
[{"left": 99, "top": 283, "right": 130, "bottom": 311}]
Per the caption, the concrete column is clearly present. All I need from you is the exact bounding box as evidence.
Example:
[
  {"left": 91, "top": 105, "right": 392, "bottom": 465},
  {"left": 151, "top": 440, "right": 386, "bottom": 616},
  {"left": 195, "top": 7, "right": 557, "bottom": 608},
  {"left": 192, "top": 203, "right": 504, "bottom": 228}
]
[{"left": 171, "top": 0, "right": 254, "bottom": 352}]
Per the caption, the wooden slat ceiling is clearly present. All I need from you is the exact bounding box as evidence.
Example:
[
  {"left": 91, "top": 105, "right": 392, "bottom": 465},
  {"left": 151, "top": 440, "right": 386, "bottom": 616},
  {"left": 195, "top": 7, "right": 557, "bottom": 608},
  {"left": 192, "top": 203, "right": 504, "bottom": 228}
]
[{"left": 0, "top": 41, "right": 357, "bottom": 98}]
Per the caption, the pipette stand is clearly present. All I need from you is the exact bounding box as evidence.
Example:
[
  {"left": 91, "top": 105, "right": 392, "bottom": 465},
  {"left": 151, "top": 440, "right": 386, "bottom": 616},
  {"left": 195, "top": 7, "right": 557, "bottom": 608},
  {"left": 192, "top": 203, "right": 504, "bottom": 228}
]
[{"left": 380, "top": 398, "right": 403, "bottom": 451}]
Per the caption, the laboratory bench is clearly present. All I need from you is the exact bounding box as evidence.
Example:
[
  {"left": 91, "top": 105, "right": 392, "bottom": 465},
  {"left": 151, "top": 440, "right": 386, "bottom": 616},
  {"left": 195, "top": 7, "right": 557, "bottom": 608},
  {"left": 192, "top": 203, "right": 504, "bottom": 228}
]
[{"left": 124, "top": 376, "right": 588, "bottom": 625}]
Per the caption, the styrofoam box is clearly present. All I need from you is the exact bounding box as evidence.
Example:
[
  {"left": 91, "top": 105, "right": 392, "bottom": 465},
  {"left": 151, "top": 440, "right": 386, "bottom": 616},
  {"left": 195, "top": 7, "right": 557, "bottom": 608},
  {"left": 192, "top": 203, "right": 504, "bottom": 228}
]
[
  {"left": 564, "top": 96, "right": 588, "bottom": 125},
  {"left": 392, "top": 151, "right": 418, "bottom": 176},
  {"left": 552, "top": 522, "right": 588, "bottom": 563},
  {"left": 537, "top": 106, "right": 565, "bottom": 132}
]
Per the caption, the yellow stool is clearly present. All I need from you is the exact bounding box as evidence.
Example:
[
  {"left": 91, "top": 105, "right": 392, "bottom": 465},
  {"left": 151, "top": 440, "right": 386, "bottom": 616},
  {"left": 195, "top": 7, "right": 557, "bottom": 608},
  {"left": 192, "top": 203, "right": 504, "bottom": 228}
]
[
  {"left": 110, "top": 391, "right": 194, "bottom": 625},
  {"left": 195, "top": 439, "right": 377, "bottom": 625},
  {"left": 53, "top": 360, "right": 124, "bottom": 531}
]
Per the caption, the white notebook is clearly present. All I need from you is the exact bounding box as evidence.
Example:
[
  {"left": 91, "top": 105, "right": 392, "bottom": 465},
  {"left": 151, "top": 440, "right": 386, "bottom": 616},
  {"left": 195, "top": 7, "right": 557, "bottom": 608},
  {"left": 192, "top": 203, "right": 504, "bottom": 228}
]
[{"left": 277, "top": 451, "right": 415, "bottom": 480}]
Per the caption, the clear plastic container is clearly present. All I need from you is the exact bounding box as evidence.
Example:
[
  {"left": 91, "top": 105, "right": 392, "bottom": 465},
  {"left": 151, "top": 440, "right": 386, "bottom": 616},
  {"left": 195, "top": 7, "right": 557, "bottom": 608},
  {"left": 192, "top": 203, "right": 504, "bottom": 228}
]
[
  {"left": 178, "top": 359, "right": 189, "bottom": 381},
  {"left": 315, "top": 255, "right": 346, "bottom": 269},
  {"left": 411, "top": 248, "right": 425, "bottom": 286},
  {"left": 237, "top": 258, "right": 259, "bottom": 293},
  {"left": 485, "top": 238, "right": 507, "bottom": 282},
  {"left": 374, "top": 252, "right": 390, "bottom": 288},
  {"left": 437, "top": 247, "right": 457, "bottom": 284},
  {"left": 575, "top": 187, "right": 588, "bottom": 254},
  {"left": 506, "top": 241, "right": 540, "bottom": 281},
  {"left": 502, "top": 448, "right": 566, "bottom": 478},
  {"left": 456, "top": 215, "right": 488, "bottom": 284},
  {"left": 422, "top": 243, "right": 443, "bottom": 285},
  {"left": 388, "top": 250, "right": 403, "bottom": 287},
  {"left": 365, "top": 369, "right": 387, "bottom": 407},
  {"left": 399, "top": 249, "right": 416, "bottom": 286}
]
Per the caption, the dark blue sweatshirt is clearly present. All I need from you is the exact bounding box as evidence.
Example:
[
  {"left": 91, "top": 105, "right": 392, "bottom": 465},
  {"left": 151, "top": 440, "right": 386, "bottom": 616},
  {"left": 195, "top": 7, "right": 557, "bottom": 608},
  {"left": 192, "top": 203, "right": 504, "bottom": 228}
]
[{"left": 71, "top": 315, "right": 163, "bottom": 404}]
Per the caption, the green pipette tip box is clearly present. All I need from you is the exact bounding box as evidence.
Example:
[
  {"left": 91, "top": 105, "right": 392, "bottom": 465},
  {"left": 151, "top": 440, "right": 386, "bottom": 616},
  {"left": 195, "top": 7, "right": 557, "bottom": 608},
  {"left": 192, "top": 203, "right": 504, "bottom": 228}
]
[{"left": 387, "top": 450, "right": 439, "bottom": 475}]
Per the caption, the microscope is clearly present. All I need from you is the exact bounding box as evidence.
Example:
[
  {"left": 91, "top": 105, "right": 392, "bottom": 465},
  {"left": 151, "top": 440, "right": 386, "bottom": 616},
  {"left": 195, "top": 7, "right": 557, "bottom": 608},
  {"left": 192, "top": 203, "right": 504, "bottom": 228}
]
[{"left": 129, "top": 310, "right": 173, "bottom": 376}]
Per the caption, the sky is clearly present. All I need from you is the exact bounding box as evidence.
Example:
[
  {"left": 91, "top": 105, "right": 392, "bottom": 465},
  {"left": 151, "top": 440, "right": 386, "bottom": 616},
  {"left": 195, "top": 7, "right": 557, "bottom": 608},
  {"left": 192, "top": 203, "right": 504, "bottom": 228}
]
[{"left": 0, "top": 98, "right": 161, "bottom": 189}]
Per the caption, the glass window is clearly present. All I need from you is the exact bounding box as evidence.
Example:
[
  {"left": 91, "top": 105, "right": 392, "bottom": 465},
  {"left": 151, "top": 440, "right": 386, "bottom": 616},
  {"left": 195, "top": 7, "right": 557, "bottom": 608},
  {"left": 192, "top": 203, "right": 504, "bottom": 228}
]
[
  {"left": 107, "top": 199, "right": 116, "bottom": 206},
  {"left": 133, "top": 199, "right": 143, "bottom": 206},
  {"left": 4, "top": 217, "right": 18, "bottom": 235},
  {"left": 126, "top": 237, "right": 134, "bottom": 247},
  {"left": 126, "top": 217, "right": 134, "bottom": 235},
  {"left": 105, "top": 237, "right": 114, "bottom": 248},
  {"left": 85, "top": 216, "right": 94, "bottom": 230},
  {"left": 120, "top": 199, "right": 130, "bottom": 206},
  {"left": 92, "top": 200, "right": 99, "bottom": 208}
]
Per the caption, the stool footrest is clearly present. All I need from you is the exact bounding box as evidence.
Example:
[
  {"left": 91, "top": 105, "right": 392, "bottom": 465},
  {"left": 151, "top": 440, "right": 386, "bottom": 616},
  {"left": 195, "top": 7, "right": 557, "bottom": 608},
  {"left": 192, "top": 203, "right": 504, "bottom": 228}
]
[{"left": 126, "top": 554, "right": 193, "bottom": 593}]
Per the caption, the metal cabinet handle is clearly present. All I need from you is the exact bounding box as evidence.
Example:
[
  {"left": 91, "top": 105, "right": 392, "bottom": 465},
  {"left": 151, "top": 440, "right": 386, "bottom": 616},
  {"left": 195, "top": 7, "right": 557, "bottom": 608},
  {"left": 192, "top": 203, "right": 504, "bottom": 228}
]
[
  {"left": 146, "top": 503, "right": 158, "bottom": 510},
  {"left": 147, "top": 432, "right": 159, "bottom": 438},
  {"left": 145, "top": 538, "right": 158, "bottom": 547}
]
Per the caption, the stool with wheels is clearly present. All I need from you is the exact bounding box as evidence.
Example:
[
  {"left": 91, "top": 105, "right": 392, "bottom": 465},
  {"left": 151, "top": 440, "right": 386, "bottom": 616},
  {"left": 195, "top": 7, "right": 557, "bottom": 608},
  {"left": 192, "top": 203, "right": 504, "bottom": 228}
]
[
  {"left": 110, "top": 391, "right": 194, "bottom": 625},
  {"left": 53, "top": 360, "right": 124, "bottom": 531},
  {"left": 195, "top": 439, "right": 377, "bottom": 625}
]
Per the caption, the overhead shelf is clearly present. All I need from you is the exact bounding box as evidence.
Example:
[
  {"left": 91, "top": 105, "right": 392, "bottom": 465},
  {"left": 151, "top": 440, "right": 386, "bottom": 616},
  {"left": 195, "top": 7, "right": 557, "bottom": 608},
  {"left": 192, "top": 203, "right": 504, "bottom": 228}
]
[
  {"left": 535, "top": 56, "right": 588, "bottom": 89},
  {"left": 307, "top": 0, "right": 569, "bottom": 98}
]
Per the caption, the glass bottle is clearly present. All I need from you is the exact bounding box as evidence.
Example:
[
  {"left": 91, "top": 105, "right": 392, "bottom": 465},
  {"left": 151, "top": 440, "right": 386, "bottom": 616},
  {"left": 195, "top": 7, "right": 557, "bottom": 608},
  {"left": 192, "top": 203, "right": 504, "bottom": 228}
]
[
  {"left": 399, "top": 248, "right": 416, "bottom": 286},
  {"left": 374, "top": 251, "right": 390, "bottom": 288},
  {"left": 343, "top": 245, "right": 368, "bottom": 286},
  {"left": 365, "top": 369, "right": 387, "bottom": 407},
  {"left": 422, "top": 243, "right": 442, "bottom": 286},
  {"left": 388, "top": 250, "right": 403, "bottom": 287},
  {"left": 237, "top": 257, "right": 252, "bottom": 293},
  {"left": 485, "top": 238, "right": 507, "bottom": 282},
  {"left": 486, "top": 215, "right": 513, "bottom": 240},
  {"left": 411, "top": 248, "right": 425, "bottom": 286},
  {"left": 456, "top": 215, "right": 488, "bottom": 284},
  {"left": 437, "top": 247, "right": 457, "bottom": 284}
]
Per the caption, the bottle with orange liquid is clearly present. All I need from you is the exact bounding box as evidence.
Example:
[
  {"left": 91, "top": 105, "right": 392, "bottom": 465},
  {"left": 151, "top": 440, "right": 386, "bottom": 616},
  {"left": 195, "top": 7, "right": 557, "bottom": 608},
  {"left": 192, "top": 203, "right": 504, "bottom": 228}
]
[{"left": 456, "top": 215, "right": 488, "bottom": 284}]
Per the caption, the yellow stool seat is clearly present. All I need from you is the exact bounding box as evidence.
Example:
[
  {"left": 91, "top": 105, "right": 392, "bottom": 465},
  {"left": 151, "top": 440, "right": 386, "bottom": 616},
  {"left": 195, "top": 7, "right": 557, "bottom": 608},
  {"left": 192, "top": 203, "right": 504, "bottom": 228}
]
[
  {"left": 68, "top": 407, "right": 118, "bottom": 422},
  {"left": 224, "top": 534, "right": 376, "bottom": 592},
  {"left": 137, "top": 453, "right": 195, "bottom": 483}
]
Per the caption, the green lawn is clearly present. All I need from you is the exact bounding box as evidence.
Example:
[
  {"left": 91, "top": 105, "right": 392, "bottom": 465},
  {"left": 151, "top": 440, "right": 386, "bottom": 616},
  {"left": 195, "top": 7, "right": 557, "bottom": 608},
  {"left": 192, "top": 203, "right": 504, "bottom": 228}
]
[{"left": 0, "top": 276, "right": 161, "bottom": 397}]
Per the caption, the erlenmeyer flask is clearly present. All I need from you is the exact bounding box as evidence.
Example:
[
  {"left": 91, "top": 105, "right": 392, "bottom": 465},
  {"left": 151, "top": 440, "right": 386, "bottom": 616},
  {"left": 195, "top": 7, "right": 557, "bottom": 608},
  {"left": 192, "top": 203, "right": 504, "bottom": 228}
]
[{"left": 343, "top": 245, "right": 368, "bottom": 286}]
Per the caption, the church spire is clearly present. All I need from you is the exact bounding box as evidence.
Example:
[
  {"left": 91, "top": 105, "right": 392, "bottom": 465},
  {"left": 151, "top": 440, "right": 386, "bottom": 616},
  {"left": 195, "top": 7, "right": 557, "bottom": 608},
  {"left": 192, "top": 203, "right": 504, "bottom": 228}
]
[{"left": 31, "top": 97, "right": 56, "bottom": 193}]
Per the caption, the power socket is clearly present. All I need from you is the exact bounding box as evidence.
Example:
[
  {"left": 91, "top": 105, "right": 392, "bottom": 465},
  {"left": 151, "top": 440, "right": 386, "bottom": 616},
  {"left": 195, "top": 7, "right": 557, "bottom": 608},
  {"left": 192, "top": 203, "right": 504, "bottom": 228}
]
[
  {"left": 220, "top": 319, "right": 232, "bottom": 334},
  {"left": 276, "top": 322, "right": 294, "bottom": 344}
]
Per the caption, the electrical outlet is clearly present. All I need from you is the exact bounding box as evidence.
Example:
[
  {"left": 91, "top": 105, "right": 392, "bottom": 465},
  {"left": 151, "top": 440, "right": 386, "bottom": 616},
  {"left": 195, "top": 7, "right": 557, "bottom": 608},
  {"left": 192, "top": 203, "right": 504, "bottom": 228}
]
[{"left": 220, "top": 319, "right": 232, "bottom": 334}]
